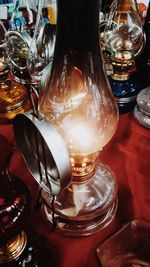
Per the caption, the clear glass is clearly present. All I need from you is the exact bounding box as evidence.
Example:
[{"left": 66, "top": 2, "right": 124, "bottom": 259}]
[
  {"left": 26, "top": 0, "right": 56, "bottom": 83},
  {"left": 134, "top": 87, "right": 150, "bottom": 128},
  {"left": 104, "top": 0, "right": 144, "bottom": 80},
  {"left": 5, "top": 0, "right": 37, "bottom": 84},
  {"left": 41, "top": 161, "right": 118, "bottom": 236},
  {"left": 97, "top": 219, "right": 150, "bottom": 267},
  {"left": 39, "top": 0, "right": 118, "bottom": 235}
]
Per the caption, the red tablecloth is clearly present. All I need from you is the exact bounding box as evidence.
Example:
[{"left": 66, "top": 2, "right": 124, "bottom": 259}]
[{"left": 0, "top": 112, "right": 150, "bottom": 267}]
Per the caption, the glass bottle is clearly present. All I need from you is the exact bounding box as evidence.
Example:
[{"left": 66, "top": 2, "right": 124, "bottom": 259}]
[
  {"left": 26, "top": 0, "right": 56, "bottom": 84},
  {"left": 104, "top": 0, "right": 144, "bottom": 113},
  {"left": 38, "top": 0, "right": 119, "bottom": 236}
]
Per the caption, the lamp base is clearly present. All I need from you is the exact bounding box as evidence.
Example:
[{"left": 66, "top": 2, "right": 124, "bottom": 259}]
[
  {"left": 134, "top": 105, "right": 150, "bottom": 128},
  {"left": 41, "top": 161, "right": 118, "bottom": 236},
  {"left": 0, "top": 80, "right": 30, "bottom": 122},
  {"left": 133, "top": 87, "right": 150, "bottom": 129},
  {"left": 0, "top": 231, "right": 27, "bottom": 264},
  {"left": 108, "top": 75, "right": 141, "bottom": 114},
  {"left": 11, "top": 68, "right": 37, "bottom": 86}
]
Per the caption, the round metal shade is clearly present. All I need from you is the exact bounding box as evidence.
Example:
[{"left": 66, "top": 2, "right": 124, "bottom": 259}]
[{"left": 13, "top": 112, "right": 72, "bottom": 195}]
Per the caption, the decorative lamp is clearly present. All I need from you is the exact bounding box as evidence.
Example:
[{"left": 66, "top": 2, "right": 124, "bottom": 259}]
[
  {"left": 0, "top": 20, "right": 29, "bottom": 121},
  {"left": 0, "top": 171, "right": 31, "bottom": 264},
  {"left": 14, "top": 0, "right": 118, "bottom": 236},
  {"left": 0, "top": 142, "right": 53, "bottom": 266},
  {"left": 104, "top": 0, "right": 145, "bottom": 113},
  {"left": 5, "top": 0, "right": 37, "bottom": 85}
]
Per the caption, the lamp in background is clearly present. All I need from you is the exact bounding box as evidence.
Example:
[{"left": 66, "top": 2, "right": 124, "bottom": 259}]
[
  {"left": 134, "top": 87, "right": 150, "bottom": 128},
  {"left": 0, "top": 169, "right": 31, "bottom": 264},
  {"left": 0, "top": 147, "right": 53, "bottom": 266},
  {"left": 136, "top": 1, "right": 150, "bottom": 89},
  {"left": 14, "top": 0, "right": 118, "bottom": 236},
  {"left": 99, "top": 0, "right": 113, "bottom": 76},
  {"left": 0, "top": 20, "right": 29, "bottom": 122},
  {"left": 0, "top": 21, "right": 8, "bottom": 75},
  {"left": 5, "top": 0, "right": 37, "bottom": 85},
  {"left": 104, "top": 0, "right": 145, "bottom": 113},
  {"left": 26, "top": 0, "right": 56, "bottom": 85}
]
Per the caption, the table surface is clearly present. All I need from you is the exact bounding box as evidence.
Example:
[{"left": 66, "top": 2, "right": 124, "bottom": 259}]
[{"left": 0, "top": 111, "right": 150, "bottom": 267}]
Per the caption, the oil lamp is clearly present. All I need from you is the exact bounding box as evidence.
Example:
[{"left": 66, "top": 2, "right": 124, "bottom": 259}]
[
  {"left": 5, "top": 0, "right": 37, "bottom": 85},
  {"left": 104, "top": 0, "right": 145, "bottom": 113},
  {"left": 0, "top": 139, "right": 53, "bottom": 266},
  {"left": 0, "top": 20, "right": 29, "bottom": 121},
  {"left": 14, "top": 0, "right": 118, "bottom": 236},
  {"left": 0, "top": 170, "right": 31, "bottom": 264},
  {"left": 0, "top": 171, "right": 53, "bottom": 266}
]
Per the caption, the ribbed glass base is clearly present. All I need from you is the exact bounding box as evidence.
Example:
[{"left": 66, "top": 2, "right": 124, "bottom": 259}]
[{"left": 41, "top": 161, "right": 118, "bottom": 236}]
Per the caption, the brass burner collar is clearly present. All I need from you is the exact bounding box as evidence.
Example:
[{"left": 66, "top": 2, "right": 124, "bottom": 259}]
[{"left": 0, "top": 231, "right": 27, "bottom": 264}]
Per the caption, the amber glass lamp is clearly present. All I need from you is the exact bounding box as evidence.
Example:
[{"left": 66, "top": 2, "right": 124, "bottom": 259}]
[
  {"left": 14, "top": 0, "right": 118, "bottom": 236},
  {"left": 0, "top": 20, "right": 29, "bottom": 121},
  {"left": 104, "top": 0, "right": 145, "bottom": 113}
]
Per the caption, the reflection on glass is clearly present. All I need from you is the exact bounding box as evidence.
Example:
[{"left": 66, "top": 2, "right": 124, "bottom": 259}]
[
  {"left": 9, "top": 0, "right": 37, "bottom": 35},
  {"left": 5, "top": 0, "right": 37, "bottom": 84},
  {"left": 0, "top": 20, "right": 8, "bottom": 74},
  {"left": 39, "top": 0, "right": 118, "bottom": 236},
  {"left": 26, "top": 1, "right": 56, "bottom": 84}
]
